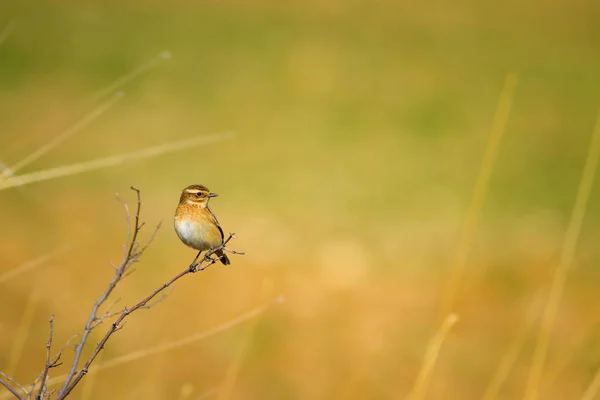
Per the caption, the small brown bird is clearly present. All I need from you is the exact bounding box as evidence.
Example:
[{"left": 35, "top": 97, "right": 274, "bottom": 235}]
[{"left": 174, "top": 184, "right": 230, "bottom": 265}]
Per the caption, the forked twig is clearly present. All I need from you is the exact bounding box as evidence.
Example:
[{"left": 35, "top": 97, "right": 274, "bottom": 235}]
[
  {"left": 57, "top": 231, "right": 242, "bottom": 399},
  {"left": 30, "top": 334, "right": 78, "bottom": 396},
  {"left": 0, "top": 187, "right": 244, "bottom": 400},
  {"left": 35, "top": 316, "right": 64, "bottom": 399},
  {"left": 58, "top": 187, "right": 151, "bottom": 397}
]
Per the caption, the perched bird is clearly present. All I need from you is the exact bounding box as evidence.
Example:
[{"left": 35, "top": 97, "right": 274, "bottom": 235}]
[{"left": 174, "top": 184, "right": 230, "bottom": 265}]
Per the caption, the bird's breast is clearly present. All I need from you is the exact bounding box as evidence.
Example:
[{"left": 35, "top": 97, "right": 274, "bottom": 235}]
[{"left": 174, "top": 218, "right": 220, "bottom": 251}]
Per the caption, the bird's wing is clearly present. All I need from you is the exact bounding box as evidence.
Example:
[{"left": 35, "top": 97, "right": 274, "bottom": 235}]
[{"left": 207, "top": 206, "right": 225, "bottom": 242}]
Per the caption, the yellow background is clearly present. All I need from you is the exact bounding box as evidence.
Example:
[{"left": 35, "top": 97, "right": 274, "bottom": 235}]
[{"left": 1, "top": 1, "right": 599, "bottom": 399}]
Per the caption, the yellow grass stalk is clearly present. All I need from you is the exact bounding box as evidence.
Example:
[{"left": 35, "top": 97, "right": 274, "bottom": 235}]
[
  {"left": 179, "top": 383, "right": 218, "bottom": 400},
  {"left": 178, "top": 383, "right": 195, "bottom": 400},
  {"left": 0, "top": 132, "right": 234, "bottom": 191},
  {"left": 216, "top": 325, "right": 254, "bottom": 400},
  {"left": 482, "top": 293, "right": 542, "bottom": 400},
  {"left": 441, "top": 74, "right": 517, "bottom": 316},
  {"left": 0, "top": 246, "right": 70, "bottom": 284},
  {"left": 89, "top": 50, "right": 171, "bottom": 103},
  {"left": 145, "top": 308, "right": 170, "bottom": 400},
  {"left": 580, "top": 367, "right": 600, "bottom": 400},
  {"left": 5, "top": 281, "right": 40, "bottom": 378},
  {"left": 216, "top": 278, "right": 273, "bottom": 400},
  {"left": 405, "top": 313, "right": 459, "bottom": 400},
  {"left": 0, "top": 21, "right": 15, "bottom": 48},
  {"left": 14, "top": 297, "right": 282, "bottom": 397},
  {"left": 195, "top": 387, "right": 218, "bottom": 400},
  {"left": 524, "top": 110, "right": 600, "bottom": 400},
  {"left": 1, "top": 92, "right": 123, "bottom": 180}
]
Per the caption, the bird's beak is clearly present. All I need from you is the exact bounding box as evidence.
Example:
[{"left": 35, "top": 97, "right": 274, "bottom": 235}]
[{"left": 208, "top": 192, "right": 218, "bottom": 198}]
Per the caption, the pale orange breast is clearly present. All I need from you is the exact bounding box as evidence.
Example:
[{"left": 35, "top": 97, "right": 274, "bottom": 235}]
[{"left": 174, "top": 214, "right": 222, "bottom": 251}]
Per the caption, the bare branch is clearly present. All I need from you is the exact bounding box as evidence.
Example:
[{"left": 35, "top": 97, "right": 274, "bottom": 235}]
[
  {"left": 0, "top": 376, "right": 24, "bottom": 400},
  {"left": 58, "top": 187, "right": 149, "bottom": 397},
  {"left": 89, "top": 299, "right": 121, "bottom": 329},
  {"left": 30, "top": 333, "right": 77, "bottom": 396},
  {"left": 114, "top": 192, "right": 131, "bottom": 262},
  {"left": 0, "top": 373, "right": 26, "bottom": 400},
  {"left": 0, "top": 187, "right": 245, "bottom": 400},
  {"left": 134, "top": 221, "right": 162, "bottom": 258},
  {"left": 57, "top": 233, "right": 243, "bottom": 399},
  {"left": 35, "top": 316, "right": 55, "bottom": 399}
]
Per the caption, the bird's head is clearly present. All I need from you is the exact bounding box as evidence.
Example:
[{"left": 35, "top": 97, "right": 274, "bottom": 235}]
[{"left": 179, "top": 184, "right": 218, "bottom": 207}]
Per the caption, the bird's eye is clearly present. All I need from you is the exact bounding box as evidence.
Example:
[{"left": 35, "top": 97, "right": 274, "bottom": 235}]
[{"left": 196, "top": 192, "right": 202, "bottom": 197}]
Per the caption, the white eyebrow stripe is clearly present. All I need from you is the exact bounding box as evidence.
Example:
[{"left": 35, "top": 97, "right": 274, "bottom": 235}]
[{"left": 186, "top": 189, "right": 202, "bottom": 194}]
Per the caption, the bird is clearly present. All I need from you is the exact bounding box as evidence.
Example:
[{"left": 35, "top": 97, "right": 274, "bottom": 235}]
[{"left": 174, "top": 184, "right": 230, "bottom": 265}]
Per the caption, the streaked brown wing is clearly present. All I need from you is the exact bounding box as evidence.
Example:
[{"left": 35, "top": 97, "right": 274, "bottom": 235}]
[{"left": 207, "top": 206, "right": 225, "bottom": 242}]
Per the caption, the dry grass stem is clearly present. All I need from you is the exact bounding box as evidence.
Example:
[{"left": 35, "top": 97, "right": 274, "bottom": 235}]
[
  {"left": 56, "top": 189, "right": 245, "bottom": 399},
  {"left": 0, "top": 132, "right": 235, "bottom": 191},
  {"left": 441, "top": 74, "right": 517, "bottom": 315},
  {"left": 5, "top": 284, "right": 40, "bottom": 378},
  {"left": 57, "top": 187, "right": 151, "bottom": 397},
  {"left": 25, "top": 297, "right": 284, "bottom": 396},
  {"left": 216, "top": 282, "right": 272, "bottom": 400},
  {"left": 196, "top": 387, "right": 218, "bottom": 400},
  {"left": 580, "top": 367, "right": 600, "bottom": 400},
  {"left": 0, "top": 246, "right": 70, "bottom": 284},
  {"left": 524, "top": 110, "right": 600, "bottom": 400},
  {"left": 90, "top": 50, "right": 172, "bottom": 103},
  {"left": 0, "top": 20, "right": 15, "bottom": 48},
  {"left": 80, "top": 296, "right": 281, "bottom": 374},
  {"left": 482, "top": 293, "right": 542, "bottom": 400},
  {"left": 0, "top": 187, "right": 248, "bottom": 399},
  {"left": 1, "top": 92, "right": 124, "bottom": 179},
  {"left": 405, "top": 313, "right": 459, "bottom": 400}
]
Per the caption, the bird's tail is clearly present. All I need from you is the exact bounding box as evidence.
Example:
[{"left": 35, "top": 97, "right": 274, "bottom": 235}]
[{"left": 216, "top": 249, "right": 230, "bottom": 265}]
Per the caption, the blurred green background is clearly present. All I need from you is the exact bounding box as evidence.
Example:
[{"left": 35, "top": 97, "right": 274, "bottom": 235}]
[{"left": 1, "top": 0, "right": 600, "bottom": 399}]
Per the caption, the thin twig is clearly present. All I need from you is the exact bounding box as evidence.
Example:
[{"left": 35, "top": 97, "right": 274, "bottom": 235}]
[
  {"left": 0, "top": 188, "right": 246, "bottom": 400},
  {"left": 56, "top": 236, "right": 238, "bottom": 399},
  {"left": 36, "top": 316, "right": 55, "bottom": 399},
  {"left": 58, "top": 187, "right": 148, "bottom": 397},
  {"left": 30, "top": 335, "right": 78, "bottom": 396},
  {"left": 0, "top": 373, "right": 27, "bottom": 400},
  {"left": 54, "top": 189, "right": 242, "bottom": 399},
  {"left": 90, "top": 299, "right": 121, "bottom": 329},
  {"left": 0, "top": 297, "right": 279, "bottom": 400},
  {"left": 0, "top": 376, "right": 24, "bottom": 400}
]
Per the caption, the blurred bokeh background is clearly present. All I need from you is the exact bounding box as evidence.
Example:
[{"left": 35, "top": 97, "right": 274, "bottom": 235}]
[{"left": 1, "top": 1, "right": 600, "bottom": 399}]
